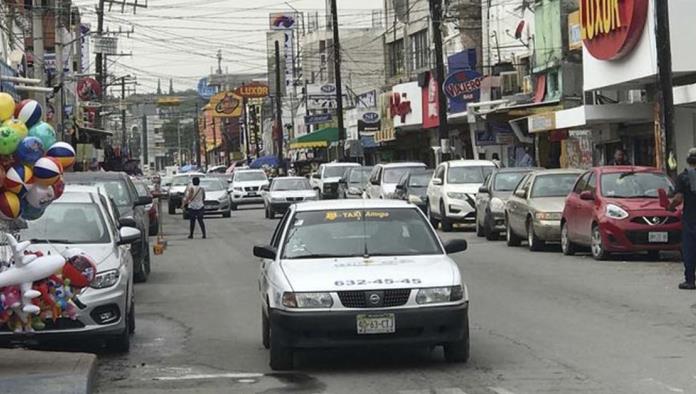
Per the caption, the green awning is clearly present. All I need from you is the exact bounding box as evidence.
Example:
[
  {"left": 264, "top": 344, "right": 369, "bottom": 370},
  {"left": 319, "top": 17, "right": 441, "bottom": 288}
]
[{"left": 289, "top": 127, "right": 338, "bottom": 149}]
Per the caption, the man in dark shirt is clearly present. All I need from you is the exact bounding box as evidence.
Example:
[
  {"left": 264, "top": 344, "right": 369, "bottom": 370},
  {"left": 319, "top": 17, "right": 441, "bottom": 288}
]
[
  {"left": 668, "top": 148, "right": 696, "bottom": 289},
  {"left": 610, "top": 149, "right": 630, "bottom": 166}
]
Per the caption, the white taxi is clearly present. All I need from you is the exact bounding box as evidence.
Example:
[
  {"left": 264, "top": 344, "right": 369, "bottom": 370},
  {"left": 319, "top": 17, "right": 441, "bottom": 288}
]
[{"left": 253, "top": 199, "right": 469, "bottom": 370}]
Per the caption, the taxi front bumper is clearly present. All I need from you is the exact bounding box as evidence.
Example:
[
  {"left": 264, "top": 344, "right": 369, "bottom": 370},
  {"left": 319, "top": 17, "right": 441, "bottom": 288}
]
[{"left": 269, "top": 302, "right": 468, "bottom": 349}]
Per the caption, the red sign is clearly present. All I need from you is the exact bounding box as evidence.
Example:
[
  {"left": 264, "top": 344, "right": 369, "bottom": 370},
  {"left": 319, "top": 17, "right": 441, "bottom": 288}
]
[
  {"left": 422, "top": 71, "right": 439, "bottom": 129},
  {"left": 76, "top": 77, "right": 101, "bottom": 101},
  {"left": 389, "top": 93, "right": 411, "bottom": 123},
  {"left": 234, "top": 82, "right": 269, "bottom": 99},
  {"left": 580, "top": 0, "right": 648, "bottom": 60}
]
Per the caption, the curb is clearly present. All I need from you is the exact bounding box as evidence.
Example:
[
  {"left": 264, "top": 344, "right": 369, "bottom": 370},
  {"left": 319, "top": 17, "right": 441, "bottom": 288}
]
[{"left": 0, "top": 348, "right": 97, "bottom": 394}]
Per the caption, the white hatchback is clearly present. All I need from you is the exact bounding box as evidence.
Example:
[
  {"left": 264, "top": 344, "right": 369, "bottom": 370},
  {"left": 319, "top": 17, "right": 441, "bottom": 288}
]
[{"left": 253, "top": 199, "right": 470, "bottom": 370}]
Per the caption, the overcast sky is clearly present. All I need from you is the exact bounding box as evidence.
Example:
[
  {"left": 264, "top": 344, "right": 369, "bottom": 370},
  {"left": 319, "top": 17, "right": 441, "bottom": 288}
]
[{"left": 73, "top": 0, "right": 383, "bottom": 94}]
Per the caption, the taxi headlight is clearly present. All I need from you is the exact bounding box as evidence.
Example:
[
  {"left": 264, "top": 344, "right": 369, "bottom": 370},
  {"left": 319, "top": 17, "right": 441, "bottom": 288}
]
[
  {"left": 606, "top": 204, "right": 629, "bottom": 220},
  {"left": 535, "top": 212, "right": 562, "bottom": 221},
  {"left": 91, "top": 269, "right": 120, "bottom": 289},
  {"left": 489, "top": 197, "right": 505, "bottom": 212},
  {"left": 233, "top": 187, "right": 243, "bottom": 192},
  {"left": 447, "top": 192, "right": 466, "bottom": 200},
  {"left": 416, "top": 286, "right": 463, "bottom": 304},
  {"left": 408, "top": 195, "right": 423, "bottom": 204},
  {"left": 282, "top": 292, "right": 333, "bottom": 308}
]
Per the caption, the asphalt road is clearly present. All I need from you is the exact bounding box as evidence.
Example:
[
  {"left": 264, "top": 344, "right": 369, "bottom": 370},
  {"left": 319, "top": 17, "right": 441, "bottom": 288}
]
[{"left": 95, "top": 203, "right": 696, "bottom": 394}]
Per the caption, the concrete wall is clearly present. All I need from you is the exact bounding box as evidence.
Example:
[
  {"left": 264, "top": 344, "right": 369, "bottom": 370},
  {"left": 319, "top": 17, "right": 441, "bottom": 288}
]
[{"left": 481, "top": 0, "right": 535, "bottom": 75}]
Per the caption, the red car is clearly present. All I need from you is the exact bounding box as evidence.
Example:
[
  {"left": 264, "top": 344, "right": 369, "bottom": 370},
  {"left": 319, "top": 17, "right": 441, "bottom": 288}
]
[{"left": 561, "top": 166, "right": 681, "bottom": 260}]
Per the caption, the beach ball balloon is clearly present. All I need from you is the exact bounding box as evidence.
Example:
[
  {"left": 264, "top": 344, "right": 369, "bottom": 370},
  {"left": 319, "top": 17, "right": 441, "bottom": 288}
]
[
  {"left": 0, "top": 191, "right": 21, "bottom": 220},
  {"left": 46, "top": 142, "right": 75, "bottom": 169},
  {"left": 21, "top": 205, "right": 44, "bottom": 221},
  {"left": 61, "top": 248, "right": 97, "bottom": 288},
  {"left": 5, "top": 164, "right": 33, "bottom": 196},
  {"left": 14, "top": 99, "right": 42, "bottom": 129},
  {"left": 0, "top": 93, "right": 15, "bottom": 122},
  {"left": 51, "top": 177, "right": 65, "bottom": 199},
  {"left": 2, "top": 119, "right": 28, "bottom": 139},
  {"left": 16, "top": 136, "right": 44, "bottom": 165},
  {"left": 32, "top": 157, "right": 63, "bottom": 186},
  {"left": 28, "top": 122, "right": 56, "bottom": 149},
  {"left": 25, "top": 184, "right": 55, "bottom": 209},
  {"left": 0, "top": 126, "right": 20, "bottom": 156}
]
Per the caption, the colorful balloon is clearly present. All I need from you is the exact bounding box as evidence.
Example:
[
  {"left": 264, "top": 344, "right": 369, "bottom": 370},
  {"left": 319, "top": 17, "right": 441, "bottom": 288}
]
[
  {"left": 28, "top": 122, "right": 56, "bottom": 149},
  {"left": 14, "top": 99, "right": 42, "bottom": 129},
  {"left": 0, "top": 126, "right": 20, "bottom": 156},
  {"left": 60, "top": 248, "right": 97, "bottom": 288},
  {"left": 32, "top": 157, "right": 63, "bottom": 186},
  {"left": 51, "top": 177, "right": 65, "bottom": 200},
  {"left": 5, "top": 164, "right": 33, "bottom": 196},
  {"left": 25, "top": 184, "right": 55, "bottom": 209},
  {"left": 16, "top": 136, "right": 44, "bottom": 165},
  {"left": 0, "top": 190, "right": 21, "bottom": 220},
  {"left": 20, "top": 205, "right": 44, "bottom": 221},
  {"left": 0, "top": 155, "right": 15, "bottom": 169},
  {"left": 2, "top": 119, "right": 28, "bottom": 139},
  {"left": 0, "top": 93, "right": 15, "bottom": 122},
  {"left": 46, "top": 142, "right": 75, "bottom": 169}
]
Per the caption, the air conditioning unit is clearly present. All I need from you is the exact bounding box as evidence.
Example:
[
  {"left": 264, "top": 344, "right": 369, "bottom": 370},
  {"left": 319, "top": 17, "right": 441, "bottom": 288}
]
[
  {"left": 500, "top": 71, "right": 521, "bottom": 96},
  {"left": 522, "top": 75, "right": 533, "bottom": 94}
]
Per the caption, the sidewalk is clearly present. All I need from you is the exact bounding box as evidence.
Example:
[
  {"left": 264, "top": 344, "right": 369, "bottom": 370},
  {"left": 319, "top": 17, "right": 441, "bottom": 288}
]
[{"left": 0, "top": 348, "right": 96, "bottom": 394}]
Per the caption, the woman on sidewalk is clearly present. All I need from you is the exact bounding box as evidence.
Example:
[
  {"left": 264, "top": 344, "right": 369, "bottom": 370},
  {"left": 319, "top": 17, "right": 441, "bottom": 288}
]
[{"left": 183, "top": 177, "right": 207, "bottom": 239}]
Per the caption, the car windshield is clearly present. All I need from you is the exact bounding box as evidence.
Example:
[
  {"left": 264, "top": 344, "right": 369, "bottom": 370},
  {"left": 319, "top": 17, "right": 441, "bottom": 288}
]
[
  {"left": 494, "top": 172, "right": 528, "bottom": 191},
  {"left": 447, "top": 166, "right": 493, "bottom": 184},
  {"left": 171, "top": 176, "right": 190, "bottom": 186},
  {"left": 384, "top": 166, "right": 424, "bottom": 183},
  {"left": 601, "top": 172, "right": 674, "bottom": 198},
  {"left": 72, "top": 180, "right": 132, "bottom": 207},
  {"left": 324, "top": 166, "right": 354, "bottom": 178},
  {"left": 530, "top": 174, "right": 580, "bottom": 198},
  {"left": 200, "top": 179, "right": 225, "bottom": 191},
  {"left": 22, "top": 203, "right": 110, "bottom": 244},
  {"left": 348, "top": 169, "right": 371, "bottom": 184},
  {"left": 235, "top": 171, "right": 267, "bottom": 182},
  {"left": 409, "top": 173, "right": 432, "bottom": 187},
  {"left": 282, "top": 208, "right": 442, "bottom": 259},
  {"left": 272, "top": 178, "right": 311, "bottom": 191}
]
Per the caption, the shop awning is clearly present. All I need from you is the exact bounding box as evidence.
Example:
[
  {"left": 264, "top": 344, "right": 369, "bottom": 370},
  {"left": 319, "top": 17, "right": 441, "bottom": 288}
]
[{"left": 289, "top": 127, "right": 338, "bottom": 149}]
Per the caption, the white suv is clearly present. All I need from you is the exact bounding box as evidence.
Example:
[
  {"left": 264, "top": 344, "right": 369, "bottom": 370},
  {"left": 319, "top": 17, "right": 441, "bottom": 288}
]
[
  {"left": 230, "top": 169, "right": 269, "bottom": 209},
  {"left": 366, "top": 162, "right": 426, "bottom": 199},
  {"left": 426, "top": 160, "right": 497, "bottom": 231},
  {"left": 310, "top": 162, "right": 360, "bottom": 199}
]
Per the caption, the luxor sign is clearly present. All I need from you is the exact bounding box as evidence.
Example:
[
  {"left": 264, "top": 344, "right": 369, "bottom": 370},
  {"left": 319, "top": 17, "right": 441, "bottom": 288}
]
[
  {"left": 580, "top": 0, "right": 648, "bottom": 60},
  {"left": 235, "top": 82, "right": 269, "bottom": 99},
  {"left": 443, "top": 70, "right": 483, "bottom": 107}
]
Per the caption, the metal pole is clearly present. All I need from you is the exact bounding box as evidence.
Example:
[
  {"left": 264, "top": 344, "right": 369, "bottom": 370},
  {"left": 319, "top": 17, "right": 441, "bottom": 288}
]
[
  {"left": 330, "top": 0, "right": 345, "bottom": 161},
  {"left": 95, "top": 0, "right": 104, "bottom": 129},
  {"left": 655, "top": 0, "right": 674, "bottom": 172},
  {"left": 55, "top": 8, "right": 64, "bottom": 141},
  {"left": 142, "top": 113, "right": 148, "bottom": 170},
  {"left": 121, "top": 77, "right": 127, "bottom": 157},
  {"left": 194, "top": 101, "right": 201, "bottom": 167},
  {"left": 275, "top": 40, "right": 284, "bottom": 166},
  {"left": 177, "top": 119, "right": 181, "bottom": 165},
  {"left": 242, "top": 96, "right": 250, "bottom": 161},
  {"left": 430, "top": 0, "right": 450, "bottom": 158}
]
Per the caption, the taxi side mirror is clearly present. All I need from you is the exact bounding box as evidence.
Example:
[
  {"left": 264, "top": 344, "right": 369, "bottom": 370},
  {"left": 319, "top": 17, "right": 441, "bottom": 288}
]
[
  {"left": 253, "top": 244, "right": 277, "bottom": 260},
  {"left": 579, "top": 191, "right": 594, "bottom": 201},
  {"left": 444, "top": 239, "right": 467, "bottom": 254}
]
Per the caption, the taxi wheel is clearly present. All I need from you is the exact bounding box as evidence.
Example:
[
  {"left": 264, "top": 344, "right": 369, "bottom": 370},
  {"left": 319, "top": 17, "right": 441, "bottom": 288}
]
[
  {"left": 440, "top": 202, "right": 453, "bottom": 232},
  {"left": 262, "top": 310, "right": 270, "bottom": 349},
  {"left": 527, "top": 220, "right": 545, "bottom": 252},
  {"left": 444, "top": 313, "right": 469, "bottom": 363}
]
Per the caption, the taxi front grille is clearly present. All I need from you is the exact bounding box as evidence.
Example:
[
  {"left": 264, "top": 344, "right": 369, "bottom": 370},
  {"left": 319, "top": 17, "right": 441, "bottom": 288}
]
[{"left": 337, "top": 289, "right": 411, "bottom": 308}]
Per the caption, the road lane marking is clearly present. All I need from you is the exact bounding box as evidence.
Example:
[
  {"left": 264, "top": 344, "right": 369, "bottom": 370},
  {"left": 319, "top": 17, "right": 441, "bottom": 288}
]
[
  {"left": 399, "top": 389, "right": 468, "bottom": 394},
  {"left": 641, "top": 378, "right": 684, "bottom": 393},
  {"left": 488, "top": 387, "right": 517, "bottom": 394},
  {"left": 153, "top": 372, "right": 264, "bottom": 381}
]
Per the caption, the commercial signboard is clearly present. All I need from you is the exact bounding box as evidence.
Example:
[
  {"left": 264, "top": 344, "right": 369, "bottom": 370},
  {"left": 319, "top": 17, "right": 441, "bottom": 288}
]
[
  {"left": 422, "top": 71, "right": 440, "bottom": 129},
  {"left": 209, "top": 91, "right": 242, "bottom": 118},
  {"left": 579, "top": 0, "right": 648, "bottom": 61},
  {"left": 568, "top": 10, "right": 582, "bottom": 51},
  {"left": 304, "top": 113, "right": 332, "bottom": 125},
  {"left": 443, "top": 70, "right": 483, "bottom": 114},
  {"left": 80, "top": 24, "right": 91, "bottom": 73},
  {"left": 391, "top": 82, "right": 422, "bottom": 128},
  {"left": 77, "top": 77, "right": 101, "bottom": 101},
  {"left": 306, "top": 84, "right": 353, "bottom": 110},
  {"left": 93, "top": 36, "right": 117, "bottom": 55},
  {"left": 235, "top": 82, "right": 269, "bottom": 99},
  {"left": 269, "top": 13, "right": 296, "bottom": 91},
  {"left": 356, "top": 90, "right": 377, "bottom": 109},
  {"left": 358, "top": 111, "right": 380, "bottom": 132},
  {"left": 197, "top": 78, "right": 215, "bottom": 100}
]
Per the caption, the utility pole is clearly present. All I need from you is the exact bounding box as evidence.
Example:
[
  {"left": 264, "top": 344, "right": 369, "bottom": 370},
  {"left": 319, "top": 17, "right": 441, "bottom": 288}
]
[
  {"left": 142, "top": 113, "right": 148, "bottom": 170},
  {"left": 242, "top": 93, "right": 250, "bottom": 162},
  {"left": 176, "top": 118, "right": 182, "bottom": 165},
  {"left": 274, "top": 40, "right": 284, "bottom": 166},
  {"left": 31, "top": 0, "right": 46, "bottom": 110},
  {"left": 329, "top": 0, "right": 345, "bottom": 161},
  {"left": 194, "top": 101, "right": 201, "bottom": 167},
  {"left": 430, "top": 0, "right": 449, "bottom": 159},
  {"left": 55, "top": 2, "right": 64, "bottom": 141},
  {"left": 655, "top": 0, "right": 674, "bottom": 172},
  {"left": 120, "top": 77, "right": 127, "bottom": 157},
  {"left": 95, "top": 0, "right": 105, "bottom": 129}
]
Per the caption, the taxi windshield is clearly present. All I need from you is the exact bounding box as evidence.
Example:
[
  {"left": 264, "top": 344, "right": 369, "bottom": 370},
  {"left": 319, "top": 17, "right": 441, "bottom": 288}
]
[
  {"left": 282, "top": 208, "right": 442, "bottom": 259},
  {"left": 601, "top": 172, "right": 674, "bottom": 198}
]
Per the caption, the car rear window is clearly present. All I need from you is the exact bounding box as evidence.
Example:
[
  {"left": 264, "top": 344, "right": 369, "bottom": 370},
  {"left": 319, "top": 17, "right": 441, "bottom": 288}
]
[{"left": 530, "top": 174, "right": 580, "bottom": 198}]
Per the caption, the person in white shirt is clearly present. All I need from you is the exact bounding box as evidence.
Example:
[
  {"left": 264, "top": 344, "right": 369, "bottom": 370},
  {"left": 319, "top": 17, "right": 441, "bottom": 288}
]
[{"left": 183, "top": 177, "right": 206, "bottom": 239}]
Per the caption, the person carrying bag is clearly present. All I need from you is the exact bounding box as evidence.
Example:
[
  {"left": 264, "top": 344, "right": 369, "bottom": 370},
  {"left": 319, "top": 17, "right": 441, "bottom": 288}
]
[{"left": 183, "top": 177, "right": 207, "bottom": 239}]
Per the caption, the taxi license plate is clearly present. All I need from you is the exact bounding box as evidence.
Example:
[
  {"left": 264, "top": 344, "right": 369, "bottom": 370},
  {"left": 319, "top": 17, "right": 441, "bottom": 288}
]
[
  {"left": 649, "top": 232, "right": 668, "bottom": 243},
  {"left": 247, "top": 192, "right": 257, "bottom": 197},
  {"left": 356, "top": 314, "right": 395, "bottom": 334}
]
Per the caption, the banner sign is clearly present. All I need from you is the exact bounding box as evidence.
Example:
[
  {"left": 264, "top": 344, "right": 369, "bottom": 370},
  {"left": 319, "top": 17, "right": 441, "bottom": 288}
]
[
  {"left": 356, "top": 90, "right": 377, "bottom": 109},
  {"left": 209, "top": 91, "right": 242, "bottom": 118},
  {"left": 305, "top": 113, "right": 332, "bottom": 125},
  {"left": 443, "top": 70, "right": 483, "bottom": 112},
  {"left": 358, "top": 111, "right": 380, "bottom": 132},
  {"left": 235, "top": 82, "right": 269, "bottom": 99},
  {"left": 93, "top": 36, "right": 117, "bottom": 55}
]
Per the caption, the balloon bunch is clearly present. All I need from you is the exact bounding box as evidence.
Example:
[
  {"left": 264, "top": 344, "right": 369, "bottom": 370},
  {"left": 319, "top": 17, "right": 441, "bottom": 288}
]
[
  {"left": 0, "top": 237, "right": 97, "bottom": 332},
  {"left": 0, "top": 93, "right": 75, "bottom": 223}
]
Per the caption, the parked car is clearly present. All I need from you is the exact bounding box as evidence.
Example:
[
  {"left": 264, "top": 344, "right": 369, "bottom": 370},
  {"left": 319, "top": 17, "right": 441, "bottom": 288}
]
[
  {"left": 366, "top": 162, "right": 427, "bottom": 200},
  {"left": 167, "top": 172, "right": 205, "bottom": 214},
  {"left": 229, "top": 169, "right": 269, "bottom": 209},
  {"left": 3, "top": 186, "right": 140, "bottom": 352},
  {"left": 338, "top": 166, "right": 372, "bottom": 199},
  {"left": 310, "top": 162, "right": 361, "bottom": 199},
  {"left": 505, "top": 169, "right": 583, "bottom": 251},
  {"left": 561, "top": 166, "right": 681, "bottom": 260},
  {"left": 475, "top": 167, "right": 540, "bottom": 240},
  {"left": 64, "top": 172, "right": 153, "bottom": 282},
  {"left": 133, "top": 179, "right": 159, "bottom": 236},
  {"left": 160, "top": 176, "right": 172, "bottom": 197},
  {"left": 183, "top": 177, "right": 232, "bottom": 219},
  {"left": 253, "top": 199, "right": 469, "bottom": 370},
  {"left": 262, "top": 176, "right": 318, "bottom": 218},
  {"left": 426, "top": 160, "right": 497, "bottom": 232},
  {"left": 394, "top": 169, "right": 434, "bottom": 212}
]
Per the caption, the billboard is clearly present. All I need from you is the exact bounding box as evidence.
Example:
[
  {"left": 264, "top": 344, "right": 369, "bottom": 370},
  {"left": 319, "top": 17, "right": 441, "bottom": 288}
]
[{"left": 209, "top": 91, "right": 242, "bottom": 118}]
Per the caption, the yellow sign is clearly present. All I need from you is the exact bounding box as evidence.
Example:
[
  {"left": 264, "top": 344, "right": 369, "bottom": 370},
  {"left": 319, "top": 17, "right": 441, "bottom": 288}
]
[
  {"left": 209, "top": 91, "right": 242, "bottom": 118},
  {"left": 568, "top": 10, "right": 582, "bottom": 51},
  {"left": 527, "top": 112, "right": 557, "bottom": 133},
  {"left": 580, "top": 0, "right": 622, "bottom": 41}
]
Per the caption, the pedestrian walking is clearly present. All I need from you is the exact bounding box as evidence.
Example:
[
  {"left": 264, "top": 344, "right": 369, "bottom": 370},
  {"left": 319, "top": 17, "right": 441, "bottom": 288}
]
[
  {"left": 519, "top": 147, "right": 534, "bottom": 167},
  {"left": 491, "top": 153, "right": 502, "bottom": 168},
  {"left": 610, "top": 148, "right": 630, "bottom": 165},
  {"left": 183, "top": 176, "right": 207, "bottom": 239},
  {"left": 667, "top": 148, "right": 696, "bottom": 289}
]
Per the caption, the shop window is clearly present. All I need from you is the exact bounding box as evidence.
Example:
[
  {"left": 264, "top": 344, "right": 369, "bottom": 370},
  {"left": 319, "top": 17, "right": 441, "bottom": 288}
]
[
  {"left": 388, "top": 39, "right": 405, "bottom": 77},
  {"left": 547, "top": 70, "right": 560, "bottom": 101},
  {"left": 410, "top": 30, "right": 429, "bottom": 71}
]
